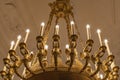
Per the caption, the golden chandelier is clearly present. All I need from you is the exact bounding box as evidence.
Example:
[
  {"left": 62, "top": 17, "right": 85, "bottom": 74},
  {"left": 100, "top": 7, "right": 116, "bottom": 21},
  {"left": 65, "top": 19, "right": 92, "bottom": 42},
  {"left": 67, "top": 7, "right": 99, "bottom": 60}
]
[{"left": 0, "top": 0, "right": 119, "bottom": 80}]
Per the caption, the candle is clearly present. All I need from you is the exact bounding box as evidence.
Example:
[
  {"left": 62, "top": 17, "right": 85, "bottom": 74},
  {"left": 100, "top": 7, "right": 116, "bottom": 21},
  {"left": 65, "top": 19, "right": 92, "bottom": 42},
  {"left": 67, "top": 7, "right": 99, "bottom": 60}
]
[
  {"left": 45, "top": 45, "right": 48, "bottom": 50},
  {"left": 104, "top": 39, "right": 112, "bottom": 55},
  {"left": 30, "top": 51, "right": 34, "bottom": 54},
  {"left": 7, "top": 41, "right": 15, "bottom": 59},
  {"left": 13, "top": 35, "right": 22, "bottom": 50},
  {"left": 40, "top": 22, "right": 45, "bottom": 36},
  {"left": 24, "top": 29, "right": 30, "bottom": 43},
  {"left": 104, "top": 39, "right": 116, "bottom": 68},
  {"left": 10, "top": 41, "right": 15, "bottom": 50},
  {"left": 65, "top": 44, "right": 70, "bottom": 61},
  {"left": 55, "top": 25, "right": 59, "bottom": 35},
  {"left": 86, "top": 24, "right": 91, "bottom": 39},
  {"left": 70, "top": 21, "right": 74, "bottom": 34},
  {"left": 66, "top": 44, "right": 69, "bottom": 49},
  {"left": 100, "top": 74, "right": 103, "bottom": 79},
  {"left": 3, "top": 41, "right": 15, "bottom": 71},
  {"left": 97, "top": 29, "right": 102, "bottom": 46},
  {"left": 28, "top": 51, "right": 34, "bottom": 67}
]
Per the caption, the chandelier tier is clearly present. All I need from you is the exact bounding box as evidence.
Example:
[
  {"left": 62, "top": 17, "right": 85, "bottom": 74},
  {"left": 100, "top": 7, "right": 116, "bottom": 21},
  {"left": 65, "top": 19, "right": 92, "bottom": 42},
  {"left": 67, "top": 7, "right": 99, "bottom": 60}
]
[{"left": 0, "top": 0, "right": 119, "bottom": 80}]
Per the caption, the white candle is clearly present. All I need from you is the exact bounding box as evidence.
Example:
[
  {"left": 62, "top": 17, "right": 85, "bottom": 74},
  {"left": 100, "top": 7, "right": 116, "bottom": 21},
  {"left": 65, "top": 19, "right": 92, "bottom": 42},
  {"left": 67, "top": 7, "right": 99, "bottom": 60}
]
[
  {"left": 13, "top": 35, "right": 22, "bottom": 50},
  {"left": 86, "top": 24, "right": 91, "bottom": 39},
  {"left": 66, "top": 44, "right": 69, "bottom": 49},
  {"left": 40, "top": 22, "right": 45, "bottom": 36},
  {"left": 104, "top": 39, "right": 116, "bottom": 68},
  {"left": 7, "top": 41, "right": 15, "bottom": 59},
  {"left": 100, "top": 74, "right": 103, "bottom": 79},
  {"left": 10, "top": 41, "right": 15, "bottom": 50},
  {"left": 3, "top": 41, "right": 15, "bottom": 71},
  {"left": 66, "top": 44, "right": 70, "bottom": 61},
  {"left": 55, "top": 25, "right": 59, "bottom": 35},
  {"left": 70, "top": 21, "right": 74, "bottom": 34},
  {"left": 104, "top": 39, "right": 112, "bottom": 55},
  {"left": 24, "top": 29, "right": 30, "bottom": 43},
  {"left": 67, "top": 56, "right": 70, "bottom": 61},
  {"left": 44, "top": 45, "right": 48, "bottom": 50},
  {"left": 97, "top": 29, "right": 102, "bottom": 46}
]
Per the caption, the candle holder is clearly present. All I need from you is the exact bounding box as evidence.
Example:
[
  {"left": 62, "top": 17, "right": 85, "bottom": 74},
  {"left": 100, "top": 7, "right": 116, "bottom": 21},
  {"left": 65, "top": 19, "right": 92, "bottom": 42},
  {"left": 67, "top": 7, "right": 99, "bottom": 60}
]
[
  {"left": 90, "top": 46, "right": 106, "bottom": 77},
  {"left": 36, "top": 35, "right": 48, "bottom": 72},
  {"left": 52, "top": 34, "right": 61, "bottom": 71},
  {"left": 80, "top": 39, "right": 94, "bottom": 73},
  {"left": 19, "top": 42, "right": 35, "bottom": 75},
  {"left": 65, "top": 46, "right": 71, "bottom": 65}
]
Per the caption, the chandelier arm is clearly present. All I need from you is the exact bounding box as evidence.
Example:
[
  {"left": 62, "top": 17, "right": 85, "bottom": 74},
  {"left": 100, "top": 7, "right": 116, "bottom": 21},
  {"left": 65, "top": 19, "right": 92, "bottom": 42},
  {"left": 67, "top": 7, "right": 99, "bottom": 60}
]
[
  {"left": 14, "top": 68, "right": 26, "bottom": 80},
  {"left": 90, "top": 46, "right": 106, "bottom": 77},
  {"left": 68, "top": 34, "right": 78, "bottom": 71},
  {"left": 12, "top": 59, "right": 26, "bottom": 79},
  {"left": 38, "top": 54, "right": 45, "bottom": 72},
  {"left": 3, "top": 58, "right": 19, "bottom": 80},
  {"left": 82, "top": 39, "right": 94, "bottom": 55},
  {"left": 4, "top": 77, "right": 9, "bottom": 80},
  {"left": 96, "top": 46, "right": 106, "bottom": 58},
  {"left": 105, "top": 55, "right": 120, "bottom": 79},
  {"left": 106, "top": 55, "right": 119, "bottom": 79},
  {"left": 101, "top": 56, "right": 113, "bottom": 80},
  {"left": 0, "top": 69, "right": 13, "bottom": 80},
  {"left": 30, "top": 53, "right": 37, "bottom": 66},
  {"left": 3, "top": 77, "right": 9, "bottom": 80},
  {"left": 23, "top": 59, "right": 35, "bottom": 75},
  {"left": 8, "top": 51, "right": 26, "bottom": 80},
  {"left": 0, "top": 53, "right": 13, "bottom": 80},
  {"left": 43, "top": 13, "right": 54, "bottom": 44},
  {"left": 68, "top": 51, "right": 75, "bottom": 71},
  {"left": 19, "top": 42, "right": 35, "bottom": 75},
  {"left": 0, "top": 70, "right": 7, "bottom": 79},
  {"left": 7, "top": 67, "right": 15, "bottom": 80},
  {"left": 79, "top": 57, "right": 89, "bottom": 73},
  {"left": 52, "top": 35, "right": 61, "bottom": 71},
  {"left": 91, "top": 46, "right": 106, "bottom": 64},
  {"left": 65, "top": 48, "right": 71, "bottom": 65},
  {"left": 79, "top": 39, "right": 93, "bottom": 73},
  {"left": 53, "top": 52, "right": 58, "bottom": 71},
  {"left": 111, "top": 66, "right": 119, "bottom": 80},
  {"left": 103, "top": 70, "right": 111, "bottom": 80},
  {"left": 36, "top": 36, "right": 47, "bottom": 72},
  {"left": 68, "top": 35, "right": 78, "bottom": 71},
  {"left": 90, "top": 62, "right": 101, "bottom": 77},
  {"left": 3, "top": 58, "right": 11, "bottom": 70},
  {"left": 19, "top": 43, "right": 34, "bottom": 62}
]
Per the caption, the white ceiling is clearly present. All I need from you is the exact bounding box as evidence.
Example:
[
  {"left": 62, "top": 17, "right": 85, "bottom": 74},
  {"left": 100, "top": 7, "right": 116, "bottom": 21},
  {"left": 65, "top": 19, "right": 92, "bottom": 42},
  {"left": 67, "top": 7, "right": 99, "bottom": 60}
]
[{"left": 0, "top": 0, "right": 120, "bottom": 79}]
